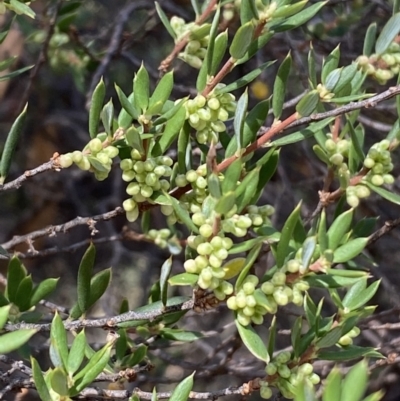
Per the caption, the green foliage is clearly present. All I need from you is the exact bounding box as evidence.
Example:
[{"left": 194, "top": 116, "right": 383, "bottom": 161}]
[{"left": 1, "top": 1, "right": 399, "bottom": 400}]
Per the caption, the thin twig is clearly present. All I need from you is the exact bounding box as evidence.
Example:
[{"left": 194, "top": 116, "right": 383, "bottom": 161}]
[
  {"left": 86, "top": 0, "right": 154, "bottom": 109},
  {"left": 15, "top": 1, "right": 63, "bottom": 117},
  {"left": 1, "top": 207, "right": 125, "bottom": 251}
]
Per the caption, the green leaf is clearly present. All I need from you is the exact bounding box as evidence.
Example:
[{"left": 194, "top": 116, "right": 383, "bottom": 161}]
[
  {"left": 0, "top": 305, "right": 10, "bottom": 330},
  {"left": 160, "top": 257, "right": 172, "bottom": 307},
  {"left": 215, "top": 192, "right": 236, "bottom": 215},
  {"left": 101, "top": 99, "right": 114, "bottom": 136},
  {"left": 169, "top": 372, "right": 195, "bottom": 401},
  {"left": 155, "top": 2, "right": 176, "bottom": 39},
  {"left": 363, "top": 23, "right": 377, "bottom": 56},
  {"left": 125, "top": 126, "right": 144, "bottom": 153},
  {"left": 0, "top": 65, "right": 33, "bottom": 82},
  {"left": 230, "top": 21, "right": 255, "bottom": 60},
  {"left": 88, "top": 268, "right": 112, "bottom": 309},
  {"left": 6, "top": 256, "right": 26, "bottom": 303},
  {"left": 273, "top": 52, "right": 292, "bottom": 120},
  {"left": 15, "top": 275, "right": 33, "bottom": 311},
  {"left": 322, "top": 45, "right": 340, "bottom": 84},
  {"left": 318, "top": 346, "right": 382, "bottom": 361},
  {"left": 341, "top": 360, "right": 368, "bottom": 401},
  {"left": 343, "top": 280, "right": 380, "bottom": 311},
  {"left": 152, "top": 105, "right": 186, "bottom": 156},
  {"left": 308, "top": 45, "right": 317, "bottom": 88},
  {"left": 235, "top": 320, "right": 269, "bottom": 362},
  {"left": 67, "top": 330, "right": 87, "bottom": 376},
  {"left": 267, "top": 316, "right": 277, "bottom": 356},
  {"left": 148, "top": 71, "right": 174, "bottom": 114},
  {"left": 215, "top": 61, "right": 275, "bottom": 95},
  {"left": 210, "top": 30, "right": 228, "bottom": 76},
  {"left": 327, "top": 208, "right": 353, "bottom": 250},
  {"left": 222, "top": 258, "right": 245, "bottom": 280},
  {"left": 236, "top": 31, "right": 274, "bottom": 65},
  {"left": 271, "top": 2, "right": 328, "bottom": 32},
  {"left": 50, "top": 367, "right": 69, "bottom": 396},
  {"left": 272, "top": 118, "right": 334, "bottom": 147},
  {"left": 115, "top": 85, "right": 139, "bottom": 120},
  {"left": 375, "top": 12, "right": 400, "bottom": 55},
  {"left": 276, "top": 202, "right": 302, "bottom": 268},
  {"left": 222, "top": 159, "right": 242, "bottom": 193},
  {"left": 31, "top": 357, "right": 52, "bottom": 401},
  {"left": 30, "top": 278, "right": 59, "bottom": 308},
  {"left": 366, "top": 181, "right": 400, "bottom": 205},
  {"left": 234, "top": 89, "right": 248, "bottom": 152},
  {"left": 77, "top": 243, "right": 96, "bottom": 313},
  {"left": 302, "top": 236, "right": 316, "bottom": 270},
  {"left": 296, "top": 90, "right": 319, "bottom": 117},
  {"left": 133, "top": 63, "right": 150, "bottom": 112},
  {"left": 0, "top": 56, "right": 17, "bottom": 72},
  {"left": 73, "top": 344, "right": 112, "bottom": 393},
  {"left": 291, "top": 316, "right": 303, "bottom": 357},
  {"left": 205, "top": 5, "right": 220, "bottom": 76},
  {"left": 167, "top": 194, "right": 199, "bottom": 233},
  {"left": 235, "top": 244, "right": 262, "bottom": 290},
  {"left": 0, "top": 329, "right": 36, "bottom": 354},
  {"left": 240, "top": 0, "right": 259, "bottom": 23},
  {"left": 89, "top": 78, "right": 105, "bottom": 139},
  {"left": 208, "top": 173, "right": 222, "bottom": 199},
  {"left": 160, "top": 328, "right": 202, "bottom": 342},
  {"left": 0, "top": 104, "right": 27, "bottom": 184},
  {"left": 316, "top": 326, "right": 343, "bottom": 348},
  {"left": 50, "top": 312, "right": 69, "bottom": 368},
  {"left": 169, "top": 273, "right": 198, "bottom": 286},
  {"left": 8, "top": 0, "right": 35, "bottom": 18},
  {"left": 305, "top": 274, "right": 365, "bottom": 289},
  {"left": 333, "top": 238, "right": 368, "bottom": 264},
  {"left": 323, "top": 368, "right": 342, "bottom": 401},
  {"left": 235, "top": 167, "right": 261, "bottom": 213}
]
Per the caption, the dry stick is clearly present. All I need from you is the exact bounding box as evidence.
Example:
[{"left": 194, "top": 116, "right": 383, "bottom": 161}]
[
  {"left": 158, "top": 0, "right": 218, "bottom": 74},
  {"left": 15, "top": 1, "right": 63, "bottom": 117},
  {"left": 0, "top": 207, "right": 125, "bottom": 251},
  {"left": 86, "top": 0, "right": 154, "bottom": 109}
]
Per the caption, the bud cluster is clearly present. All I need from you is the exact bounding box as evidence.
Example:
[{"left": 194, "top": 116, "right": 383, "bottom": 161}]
[
  {"left": 356, "top": 42, "right": 400, "bottom": 85},
  {"left": 59, "top": 138, "right": 119, "bottom": 181},
  {"left": 170, "top": 16, "right": 209, "bottom": 69},
  {"left": 147, "top": 228, "right": 172, "bottom": 249},
  {"left": 227, "top": 275, "right": 271, "bottom": 326},
  {"left": 346, "top": 139, "right": 394, "bottom": 207},
  {"left": 185, "top": 89, "right": 236, "bottom": 144},
  {"left": 262, "top": 352, "right": 319, "bottom": 399},
  {"left": 121, "top": 151, "right": 173, "bottom": 222},
  {"left": 176, "top": 164, "right": 209, "bottom": 213},
  {"left": 324, "top": 135, "right": 350, "bottom": 166},
  {"left": 184, "top": 231, "right": 234, "bottom": 299}
]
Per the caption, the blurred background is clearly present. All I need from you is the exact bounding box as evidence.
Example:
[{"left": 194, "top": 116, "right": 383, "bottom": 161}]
[{"left": 1, "top": 0, "right": 400, "bottom": 400}]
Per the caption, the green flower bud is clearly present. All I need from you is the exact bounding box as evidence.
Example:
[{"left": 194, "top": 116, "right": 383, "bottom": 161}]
[
  {"left": 194, "top": 95, "right": 207, "bottom": 108},
  {"left": 88, "top": 138, "right": 103, "bottom": 153},
  {"left": 261, "top": 281, "right": 275, "bottom": 295},
  {"left": 222, "top": 237, "right": 233, "bottom": 250},
  {"left": 298, "top": 363, "right": 313, "bottom": 376},
  {"left": 201, "top": 267, "right": 213, "bottom": 282},
  {"left": 272, "top": 272, "right": 286, "bottom": 286},
  {"left": 207, "top": 97, "right": 220, "bottom": 110},
  {"left": 336, "top": 139, "right": 349, "bottom": 155},
  {"left": 329, "top": 153, "right": 344, "bottom": 166},
  {"left": 195, "top": 255, "right": 208, "bottom": 270},
  {"left": 120, "top": 158, "right": 133, "bottom": 171},
  {"left": 132, "top": 193, "right": 146, "bottom": 203},
  {"left": 371, "top": 174, "right": 384, "bottom": 186},
  {"left": 355, "top": 185, "right": 370, "bottom": 198},
  {"left": 160, "top": 179, "right": 170, "bottom": 191},
  {"left": 273, "top": 288, "right": 289, "bottom": 305},
  {"left": 294, "top": 280, "right": 310, "bottom": 292},
  {"left": 364, "top": 157, "right": 375, "bottom": 169},
  {"left": 227, "top": 296, "right": 238, "bottom": 310},
  {"left": 236, "top": 291, "right": 247, "bottom": 308},
  {"left": 144, "top": 159, "right": 156, "bottom": 172},
  {"left": 184, "top": 259, "right": 198, "bottom": 273},
  {"left": 276, "top": 351, "right": 291, "bottom": 364},
  {"left": 133, "top": 161, "right": 145, "bottom": 174},
  {"left": 265, "top": 363, "right": 277, "bottom": 375},
  {"left": 383, "top": 174, "right": 394, "bottom": 184},
  {"left": 217, "top": 108, "right": 229, "bottom": 121},
  {"left": 192, "top": 212, "right": 206, "bottom": 226},
  {"left": 325, "top": 138, "right": 337, "bottom": 152},
  {"left": 197, "top": 242, "right": 213, "bottom": 255},
  {"left": 236, "top": 312, "right": 251, "bottom": 326},
  {"left": 209, "top": 254, "right": 222, "bottom": 268},
  {"left": 338, "top": 335, "right": 353, "bottom": 346},
  {"left": 309, "top": 373, "right": 320, "bottom": 384},
  {"left": 126, "top": 207, "right": 139, "bottom": 222},
  {"left": 211, "top": 121, "right": 226, "bottom": 133},
  {"left": 153, "top": 165, "right": 166, "bottom": 177},
  {"left": 237, "top": 215, "right": 253, "bottom": 229},
  {"left": 197, "top": 107, "right": 212, "bottom": 121},
  {"left": 59, "top": 154, "right": 73, "bottom": 168},
  {"left": 196, "top": 176, "right": 207, "bottom": 189},
  {"left": 221, "top": 281, "right": 233, "bottom": 295},
  {"left": 199, "top": 223, "right": 213, "bottom": 238},
  {"left": 251, "top": 215, "right": 264, "bottom": 226},
  {"left": 145, "top": 173, "right": 158, "bottom": 187},
  {"left": 246, "top": 295, "right": 257, "bottom": 308},
  {"left": 277, "top": 365, "right": 291, "bottom": 379},
  {"left": 348, "top": 326, "right": 361, "bottom": 337},
  {"left": 210, "top": 236, "right": 223, "bottom": 249},
  {"left": 130, "top": 149, "right": 142, "bottom": 160},
  {"left": 242, "top": 305, "right": 255, "bottom": 317},
  {"left": 160, "top": 205, "right": 174, "bottom": 216},
  {"left": 186, "top": 40, "right": 201, "bottom": 54},
  {"left": 123, "top": 198, "right": 137, "bottom": 212},
  {"left": 243, "top": 282, "right": 256, "bottom": 295},
  {"left": 76, "top": 156, "right": 91, "bottom": 171},
  {"left": 347, "top": 195, "right": 360, "bottom": 208},
  {"left": 175, "top": 174, "right": 188, "bottom": 187},
  {"left": 140, "top": 185, "right": 153, "bottom": 198},
  {"left": 72, "top": 150, "right": 83, "bottom": 164},
  {"left": 126, "top": 182, "right": 141, "bottom": 195},
  {"left": 286, "top": 259, "right": 300, "bottom": 273},
  {"left": 215, "top": 248, "right": 228, "bottom": 260},
  {"left": 251, "top": 313, "right": 264, "bottom": 325}
]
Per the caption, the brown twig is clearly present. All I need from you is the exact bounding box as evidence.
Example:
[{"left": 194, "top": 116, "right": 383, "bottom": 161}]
[
  {"left": 15, "top": 1, "right": 63, "bottom": 117},
  {"left": 86, "top": 0, "right": 154, "bottom": 110},
  {"left": 1, "top": 207, "right": 125, "bottom": 251}
]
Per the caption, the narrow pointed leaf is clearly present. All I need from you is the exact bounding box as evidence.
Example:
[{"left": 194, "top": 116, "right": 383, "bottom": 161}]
[
  {"left": 89, "top": 78, "right": 105, "bottom": 138},
  {"left": 235, "top": 320, "right": 269, "bottom": 362}
]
